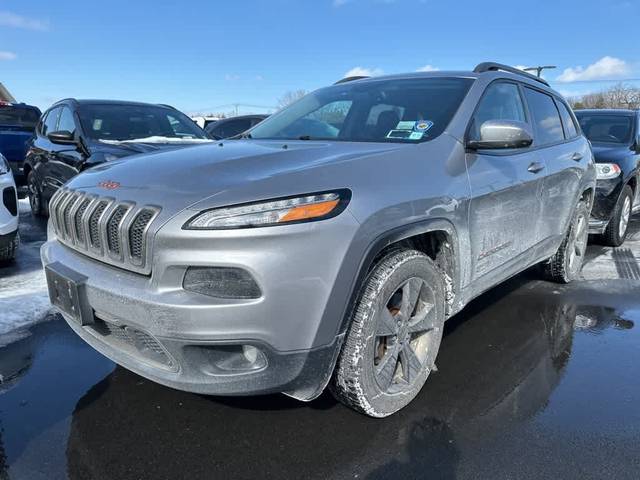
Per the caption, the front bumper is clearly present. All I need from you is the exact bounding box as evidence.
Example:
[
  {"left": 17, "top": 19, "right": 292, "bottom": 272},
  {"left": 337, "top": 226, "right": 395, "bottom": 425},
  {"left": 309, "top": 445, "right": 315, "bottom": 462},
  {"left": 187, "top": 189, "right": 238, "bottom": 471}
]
[
  {"left": 0, "top": 173, "right": 18, "bottom": 236},
  {"left": 41, "top": 211, "right": 359, "bottom": 400},
  {"left": 589, "top": 178, "right": 622, "bottom": 234}
]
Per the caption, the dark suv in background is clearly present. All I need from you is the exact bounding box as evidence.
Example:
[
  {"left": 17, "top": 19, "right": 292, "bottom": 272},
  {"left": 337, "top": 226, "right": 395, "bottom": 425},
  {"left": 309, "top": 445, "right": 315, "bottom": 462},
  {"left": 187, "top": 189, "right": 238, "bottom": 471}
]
[
  {"left": 25, "top": 99, "right": 211, "bottom": 216},
  {"left": 0, "top": 102, "right": 41, "bottom": 187},
  {"left": 204, "top": 114, "right": 268, "bottom": 140},
  {"left": 575, "top": 109, "right": 640, "bottom": 246}
]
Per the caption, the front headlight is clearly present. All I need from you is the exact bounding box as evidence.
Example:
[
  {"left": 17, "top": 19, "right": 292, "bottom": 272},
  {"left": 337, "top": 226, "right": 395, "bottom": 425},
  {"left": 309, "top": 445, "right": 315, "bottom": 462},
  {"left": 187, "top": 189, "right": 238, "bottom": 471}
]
[
  {"left": 184, "top": 189, "right": 350, "bottom": 230},
  {"left": 595, "top": 163, "right": 621, "bottom": 180},
  {"left": 0, "top": 154, "right": 9, "bottom": 175}
]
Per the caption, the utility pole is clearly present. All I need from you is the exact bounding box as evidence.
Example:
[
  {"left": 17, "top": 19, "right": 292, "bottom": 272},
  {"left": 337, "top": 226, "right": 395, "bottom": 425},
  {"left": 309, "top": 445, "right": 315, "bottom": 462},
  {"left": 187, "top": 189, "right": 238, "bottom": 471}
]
[{"left": 523, "top": 65, "right": 557, "bottom": 78}]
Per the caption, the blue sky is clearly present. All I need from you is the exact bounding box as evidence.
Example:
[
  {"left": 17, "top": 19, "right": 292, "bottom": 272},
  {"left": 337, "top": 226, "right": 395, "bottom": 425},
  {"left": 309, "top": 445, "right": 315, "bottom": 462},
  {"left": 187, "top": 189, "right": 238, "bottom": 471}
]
[{"left": 1, "top": 0, "right": 639, "bottom": 114}]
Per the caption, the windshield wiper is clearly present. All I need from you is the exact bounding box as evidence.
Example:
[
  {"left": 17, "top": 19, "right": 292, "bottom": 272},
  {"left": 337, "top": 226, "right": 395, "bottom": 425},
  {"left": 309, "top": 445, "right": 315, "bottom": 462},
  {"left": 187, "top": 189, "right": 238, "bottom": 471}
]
[{"left": 297, "top": 135, "right": 313, "bottom": 140}]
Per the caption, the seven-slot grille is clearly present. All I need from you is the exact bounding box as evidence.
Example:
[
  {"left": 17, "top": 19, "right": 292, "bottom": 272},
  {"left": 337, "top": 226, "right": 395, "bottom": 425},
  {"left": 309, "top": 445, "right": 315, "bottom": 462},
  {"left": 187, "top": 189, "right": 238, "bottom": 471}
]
[{"left": 49, "top": 188, "right": 160, "bottom": 274}]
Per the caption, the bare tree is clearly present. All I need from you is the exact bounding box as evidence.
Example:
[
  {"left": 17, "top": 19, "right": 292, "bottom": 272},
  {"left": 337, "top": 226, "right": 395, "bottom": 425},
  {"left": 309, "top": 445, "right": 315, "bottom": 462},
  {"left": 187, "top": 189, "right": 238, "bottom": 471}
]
[
  {"left": 570, "top": 83, "right": 640, "bottom": 110},
  {"left": 277, "top": 89, "right": 307, "bottom": 110}
]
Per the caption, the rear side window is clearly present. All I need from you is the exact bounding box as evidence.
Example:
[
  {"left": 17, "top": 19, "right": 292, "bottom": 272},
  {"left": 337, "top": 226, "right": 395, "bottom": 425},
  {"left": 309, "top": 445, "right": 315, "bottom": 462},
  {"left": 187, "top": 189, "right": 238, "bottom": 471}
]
[
  {"left": 207, "top": 118, "right": 253, "bottom": 139},
  {"left": 470, "top": 82, "right": 526, "bottom": 140},
  {"left": 42, "top": 107, "right": 61, "bottom": 136},
  {"left": 57, "top": 107, "right": 77, "bottom": 135},
  {"left": 0, "top": 106, "right": 40, "bottom": 129},
  {"left": 523, "top": 88, "right": 564, "bottom": 146},
  {"left": 556, "top": 100, "right": 578, "bottom": 139}
]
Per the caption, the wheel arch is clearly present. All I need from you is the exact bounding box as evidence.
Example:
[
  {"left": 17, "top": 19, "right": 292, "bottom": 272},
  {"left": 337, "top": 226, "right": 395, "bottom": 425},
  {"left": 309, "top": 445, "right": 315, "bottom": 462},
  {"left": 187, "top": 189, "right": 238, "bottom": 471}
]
[{"left": 330, "top": 218, "right": 462, "bottom": 341}]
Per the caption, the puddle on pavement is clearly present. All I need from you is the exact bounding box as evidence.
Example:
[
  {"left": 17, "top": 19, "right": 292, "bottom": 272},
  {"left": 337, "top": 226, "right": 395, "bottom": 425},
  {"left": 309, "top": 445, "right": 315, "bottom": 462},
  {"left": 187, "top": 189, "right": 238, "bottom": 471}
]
[{"left": 0, "top": 277, "right": 639, "bottom": 479}]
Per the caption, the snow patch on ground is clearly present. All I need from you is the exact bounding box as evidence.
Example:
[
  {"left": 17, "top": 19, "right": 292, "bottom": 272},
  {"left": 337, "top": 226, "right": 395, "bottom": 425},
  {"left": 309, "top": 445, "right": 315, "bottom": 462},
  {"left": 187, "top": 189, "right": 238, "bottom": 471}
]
[{"left": 0, "top": 244, "right": 52, "bottom": 336}]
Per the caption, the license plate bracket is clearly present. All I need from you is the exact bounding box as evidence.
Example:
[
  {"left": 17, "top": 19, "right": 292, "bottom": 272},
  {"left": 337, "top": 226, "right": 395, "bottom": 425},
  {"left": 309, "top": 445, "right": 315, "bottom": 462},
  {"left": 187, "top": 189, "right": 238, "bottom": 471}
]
[{"left": 45, "top": 262, "right": 93, "bottom": 326}]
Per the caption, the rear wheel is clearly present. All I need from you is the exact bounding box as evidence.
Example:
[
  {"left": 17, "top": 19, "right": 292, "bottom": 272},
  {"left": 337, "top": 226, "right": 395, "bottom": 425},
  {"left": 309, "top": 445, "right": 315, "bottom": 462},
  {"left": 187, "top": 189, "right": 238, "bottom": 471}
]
[
  {"left": 330, "top": 249, "right": 445, "bottom": 417},
  {"left": 600, "top": 185, "right": 633, "bottom": 247},
  {"left": 0, "top": 232, "right": 19, "bottom": 263},
  {"left": 27, "top": 171, "right": 45, "bottom": 217},
  {"left": 542, "top": 200, "right": 589, "bottom": 283}
]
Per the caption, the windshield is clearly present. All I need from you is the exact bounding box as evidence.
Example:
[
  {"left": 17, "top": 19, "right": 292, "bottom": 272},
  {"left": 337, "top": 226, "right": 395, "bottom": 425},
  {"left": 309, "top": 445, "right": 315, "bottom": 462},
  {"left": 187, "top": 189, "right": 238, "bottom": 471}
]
[
  {"left": 78, "top": 104, "right": 208, "bottom": 142},
  {"left": 0, "top": 106, "right": 40, "bottom": 129},
  {"left": 249, "top": 77, "right": 474, "bottom": 143},
  {"left": 575, "top": 113, "right": 634, "bottom": 144}
]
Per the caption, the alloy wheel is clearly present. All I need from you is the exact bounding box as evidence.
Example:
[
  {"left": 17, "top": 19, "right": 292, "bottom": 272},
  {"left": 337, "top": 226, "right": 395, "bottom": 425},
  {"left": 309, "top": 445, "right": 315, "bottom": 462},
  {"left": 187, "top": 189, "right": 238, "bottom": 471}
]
[
  {"left": 373, "top": 277, "right": 438, "bottom": 394},
  {"left": 569, "top": 213, "right": 588, "bottom": 274},
  {"left": 619, "top": 195, "right": 631, "bottom": 239}
]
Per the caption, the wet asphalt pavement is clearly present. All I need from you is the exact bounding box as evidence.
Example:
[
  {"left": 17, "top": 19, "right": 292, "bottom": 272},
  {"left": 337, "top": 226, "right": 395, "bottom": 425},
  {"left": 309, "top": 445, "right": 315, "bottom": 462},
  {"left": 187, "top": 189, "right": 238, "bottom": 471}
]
[{"left": 1, "top": 207, "right": 640, "bottom": 479}]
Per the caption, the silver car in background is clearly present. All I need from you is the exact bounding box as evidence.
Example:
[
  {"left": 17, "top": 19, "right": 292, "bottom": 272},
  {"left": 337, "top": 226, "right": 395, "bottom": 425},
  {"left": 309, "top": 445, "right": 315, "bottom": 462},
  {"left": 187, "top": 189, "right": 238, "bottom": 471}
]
[
  {"left": 41, "top": 63, "right": 596, "bottom": 417},
  {"left": 0, "top": 153, "right": 19, "bottom": 262}
]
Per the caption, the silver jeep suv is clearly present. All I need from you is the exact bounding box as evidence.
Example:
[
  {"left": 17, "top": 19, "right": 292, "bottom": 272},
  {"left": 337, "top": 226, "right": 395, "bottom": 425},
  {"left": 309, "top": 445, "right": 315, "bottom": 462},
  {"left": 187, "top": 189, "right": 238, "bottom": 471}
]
[{"left": 42, "top": 63, "right": 596, "bottom": 417}]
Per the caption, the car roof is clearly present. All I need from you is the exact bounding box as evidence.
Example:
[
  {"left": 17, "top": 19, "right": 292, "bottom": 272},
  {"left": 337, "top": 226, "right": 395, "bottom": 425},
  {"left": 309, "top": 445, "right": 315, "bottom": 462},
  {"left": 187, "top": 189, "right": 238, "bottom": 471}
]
[
  {"left": 51, "top": 99, "right": 175, "bottom": 109},
  {"left": 332, "top": 69, "right": 564, "bottom": 98}
]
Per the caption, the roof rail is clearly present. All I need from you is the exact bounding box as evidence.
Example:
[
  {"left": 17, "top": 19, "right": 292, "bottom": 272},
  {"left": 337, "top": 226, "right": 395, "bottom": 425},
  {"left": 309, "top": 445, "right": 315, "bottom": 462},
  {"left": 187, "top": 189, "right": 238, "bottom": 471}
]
[
  {"left": 473, "top": 62, "right": 549, "bottom": 87},
  {"left": 334, "top": 75, "right": 369, "bottom": 85}
]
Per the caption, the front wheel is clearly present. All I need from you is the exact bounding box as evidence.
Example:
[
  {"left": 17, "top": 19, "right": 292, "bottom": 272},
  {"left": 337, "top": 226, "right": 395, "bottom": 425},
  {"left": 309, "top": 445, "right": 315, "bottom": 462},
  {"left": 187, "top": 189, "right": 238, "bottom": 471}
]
[
  {"left": 27, "top": 171, "right": 45, "bottom": 217},
  {"left": 542, "top": 200, "right": 590, "bottom": 283},
  {"left": 330, "top": 249, "right": 445, "bottom": 417},
  {"left": 600, "top": 185, "right": 633, "bottom": 247}
]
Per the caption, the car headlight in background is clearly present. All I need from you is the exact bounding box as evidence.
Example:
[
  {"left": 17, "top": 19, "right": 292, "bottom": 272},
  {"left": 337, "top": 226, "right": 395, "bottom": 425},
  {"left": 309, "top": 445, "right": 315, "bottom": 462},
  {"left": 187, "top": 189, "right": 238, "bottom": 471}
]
[
  {"left": 184, "top": 189, "right": 351, "bottom": 229},
  {"left": 0, "top": 154, "right": 9, "bottom": 175},
  {"left": 595, "top": 163, "right": 621, "bottom": 180}
]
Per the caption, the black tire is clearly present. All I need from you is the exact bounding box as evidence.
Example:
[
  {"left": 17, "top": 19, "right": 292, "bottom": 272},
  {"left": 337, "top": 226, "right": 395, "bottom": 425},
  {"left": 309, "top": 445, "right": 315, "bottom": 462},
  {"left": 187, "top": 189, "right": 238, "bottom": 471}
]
[
  {"left": 27, "top": 171, "right": 45, "bottom": 217},
  {"left": 330, "top": 249, "right": 446, "bottom": 417},
  {"left": 0, "top": 232, "right": 19, "bottom": 263},
  {"left": 600, "top": 185, "right": 633, "bottom": 247},
  {"left": 542, "top": 200, "right": 590, "bottom": 283}
]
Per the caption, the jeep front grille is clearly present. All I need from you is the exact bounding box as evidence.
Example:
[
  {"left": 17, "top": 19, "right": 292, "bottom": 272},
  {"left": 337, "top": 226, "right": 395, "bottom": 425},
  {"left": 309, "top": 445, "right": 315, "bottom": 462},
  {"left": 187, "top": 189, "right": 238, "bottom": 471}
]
[{"left": 49, "top": 188, "right": 160, "bottom": 274}]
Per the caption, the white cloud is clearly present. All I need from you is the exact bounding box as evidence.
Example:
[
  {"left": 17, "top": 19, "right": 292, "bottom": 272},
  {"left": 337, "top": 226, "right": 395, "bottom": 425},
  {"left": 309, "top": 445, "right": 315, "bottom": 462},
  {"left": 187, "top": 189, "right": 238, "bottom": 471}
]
[
  {"left": 556, "top": 56, "right": 630, "bottom": 82},
  {"left": 514, "top": 65, "right": 528, "bottom": 71},
  {"left": 0, "top": 11, "right": 49, "bottom": 31},
  {"left": 224, "top": 74, "right": 241, "bottom": 81},
  {"left": 417, "top": 64, "right": 439, "bottom": 72},
  {"left": 344, "top": 66, "right": 383, "bottom": 77},
  {"left": 0, "top": 51, "right": 16, "bottom": 60}
]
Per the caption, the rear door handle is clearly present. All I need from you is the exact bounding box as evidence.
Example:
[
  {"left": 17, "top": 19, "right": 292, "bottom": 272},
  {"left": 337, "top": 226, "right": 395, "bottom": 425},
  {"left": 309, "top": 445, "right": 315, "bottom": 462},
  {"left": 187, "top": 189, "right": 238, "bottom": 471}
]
[
  {"left": 572, "top": 152, "right": 583, "bottom": 162},
  {"left": 527, "top": 162, "right": 545, "bottom": 174}
]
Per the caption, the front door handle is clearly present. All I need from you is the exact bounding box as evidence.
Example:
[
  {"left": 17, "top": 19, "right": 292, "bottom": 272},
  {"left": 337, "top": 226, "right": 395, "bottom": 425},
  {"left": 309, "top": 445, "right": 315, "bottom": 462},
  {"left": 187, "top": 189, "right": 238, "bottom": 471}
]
[
  {"left": 528, "top": 162, "right": 545, "bottom": 174},
  {"left": 572, "top": 152, "right": 583, "bottom": 162}
]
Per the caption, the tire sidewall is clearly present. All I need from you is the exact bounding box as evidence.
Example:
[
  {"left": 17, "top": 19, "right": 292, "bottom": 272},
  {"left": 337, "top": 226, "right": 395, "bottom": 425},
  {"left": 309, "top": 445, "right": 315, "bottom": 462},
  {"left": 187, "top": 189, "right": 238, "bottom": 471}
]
[
  {"left": 611, "top": 186, "right": 633, "bottom": 245},
  {"left": 564, "top": 201, "right": 590, "bottom": 281},
  {"left": 27, "top": 172, "right": 42, "bottom": 216}
]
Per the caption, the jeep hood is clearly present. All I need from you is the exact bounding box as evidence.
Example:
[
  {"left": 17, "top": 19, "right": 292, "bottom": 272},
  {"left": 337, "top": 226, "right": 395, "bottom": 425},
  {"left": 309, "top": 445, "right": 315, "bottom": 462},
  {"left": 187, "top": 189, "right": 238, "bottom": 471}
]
[
  {"left": 67, "top": 139, "right": 405, "bottom": 218},
  {"left": 590, "top": 144, "right": 633, "bottom": 164}
]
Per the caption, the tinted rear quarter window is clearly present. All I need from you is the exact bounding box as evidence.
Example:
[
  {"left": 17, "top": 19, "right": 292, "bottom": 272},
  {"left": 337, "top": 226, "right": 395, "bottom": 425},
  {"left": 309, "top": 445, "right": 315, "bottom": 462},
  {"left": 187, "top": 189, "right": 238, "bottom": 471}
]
[
  {"left": 556, "top": 101, "right": 578, "bottom": 139},
  {"left": 523, "top": 88, "right": 564, "bottom": 146}
]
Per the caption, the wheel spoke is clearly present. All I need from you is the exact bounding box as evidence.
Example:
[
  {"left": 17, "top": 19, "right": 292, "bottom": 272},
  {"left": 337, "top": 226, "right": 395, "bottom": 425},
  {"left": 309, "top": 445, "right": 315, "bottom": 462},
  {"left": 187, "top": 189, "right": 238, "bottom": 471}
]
[
  {"left": 408, "top": 302, "right": 437, "bottom": 333},
  {"left": 401, "top": 278, "right": 422, "bottom": 317},
  {"left": 376, "top": 307, "right": 399, "bottom": 337},
  {"left": 376, "top": 347, "right": 399, "bottom": 391},
  {"left": 400, "top": 344, "right": 423, "bottom": 383}
]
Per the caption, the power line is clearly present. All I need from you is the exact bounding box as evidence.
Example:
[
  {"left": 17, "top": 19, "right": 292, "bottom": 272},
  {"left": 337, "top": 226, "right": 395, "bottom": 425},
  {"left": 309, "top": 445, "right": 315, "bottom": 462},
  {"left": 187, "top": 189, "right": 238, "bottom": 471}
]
[{"left": 549, "top": 78, "right": 640, "bottom": 85}]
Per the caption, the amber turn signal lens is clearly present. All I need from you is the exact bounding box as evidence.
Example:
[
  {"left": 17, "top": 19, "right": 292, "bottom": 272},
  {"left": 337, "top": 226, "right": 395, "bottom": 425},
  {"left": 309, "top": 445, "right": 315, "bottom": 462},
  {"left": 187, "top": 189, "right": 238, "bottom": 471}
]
[{"left": 280, "top": 199, "right": 340, "bottom": 222}]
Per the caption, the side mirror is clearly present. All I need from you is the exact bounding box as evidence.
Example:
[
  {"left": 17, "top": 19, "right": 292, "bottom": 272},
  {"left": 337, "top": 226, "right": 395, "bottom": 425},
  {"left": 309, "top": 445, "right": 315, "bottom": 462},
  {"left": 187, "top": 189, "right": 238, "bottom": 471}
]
[
  {"left": 48, "top": 130, "right": 77, "bottom": 145},
  {"left": 467, "top": 120, "right": 533, "bottom": 150},
  {"left": 633, "top": 137, "right": 640, "bottom": 154}
]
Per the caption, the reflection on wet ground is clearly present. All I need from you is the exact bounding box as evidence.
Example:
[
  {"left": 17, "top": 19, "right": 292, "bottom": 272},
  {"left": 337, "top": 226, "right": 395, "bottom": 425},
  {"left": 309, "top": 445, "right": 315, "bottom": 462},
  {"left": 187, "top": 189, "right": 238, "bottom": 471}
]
[{"left": 1, "top": 274, "right": 639, "bottom": 479}]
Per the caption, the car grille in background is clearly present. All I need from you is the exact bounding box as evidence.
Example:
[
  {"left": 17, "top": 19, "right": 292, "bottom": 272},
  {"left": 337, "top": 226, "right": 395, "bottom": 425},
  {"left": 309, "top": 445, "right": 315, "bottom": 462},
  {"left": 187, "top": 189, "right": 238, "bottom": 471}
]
[{"left": 49, "top": 188, "right": 160, "bottom": 274}]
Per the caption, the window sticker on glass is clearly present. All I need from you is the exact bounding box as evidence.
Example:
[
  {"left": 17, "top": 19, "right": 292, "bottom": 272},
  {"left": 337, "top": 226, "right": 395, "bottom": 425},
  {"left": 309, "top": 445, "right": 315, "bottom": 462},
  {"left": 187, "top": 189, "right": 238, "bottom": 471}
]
[
  {"left": 414, "top": 120, "right": 433, "bottom": 132},
  {"left": 387, "top": 119, "right": 434, "bottom": 140}
]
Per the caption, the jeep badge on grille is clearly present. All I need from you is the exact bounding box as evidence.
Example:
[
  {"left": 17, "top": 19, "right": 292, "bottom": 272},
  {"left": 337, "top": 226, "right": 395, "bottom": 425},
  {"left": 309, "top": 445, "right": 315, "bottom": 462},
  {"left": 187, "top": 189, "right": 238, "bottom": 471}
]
[{"left": 98, "top": 180, "right": 120, "bottom": 190}]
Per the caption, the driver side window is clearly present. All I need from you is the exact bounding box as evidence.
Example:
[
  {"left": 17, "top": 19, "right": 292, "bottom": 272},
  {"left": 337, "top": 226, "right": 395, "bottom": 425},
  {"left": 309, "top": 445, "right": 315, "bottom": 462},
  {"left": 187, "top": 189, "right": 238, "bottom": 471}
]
[
  {"left": 470, "top": 83, "right": 527, "bottom": 140},
  {"left": 303, "top": 100, "right": 353, "bottom": 136}
]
